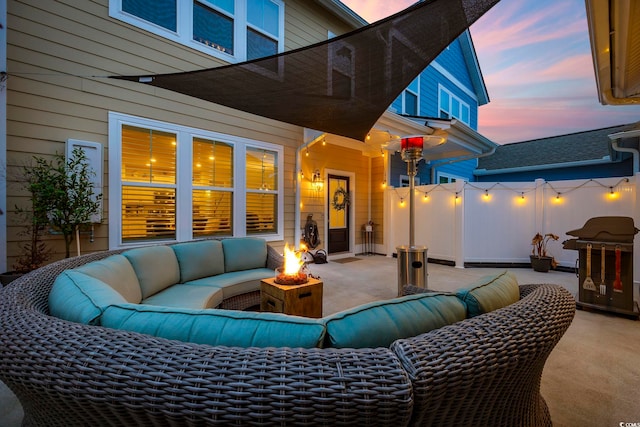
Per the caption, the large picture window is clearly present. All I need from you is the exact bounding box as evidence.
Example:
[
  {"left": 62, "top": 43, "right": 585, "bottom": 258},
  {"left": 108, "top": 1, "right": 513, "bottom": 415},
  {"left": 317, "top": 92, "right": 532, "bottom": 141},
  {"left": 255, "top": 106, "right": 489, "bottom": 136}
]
[
  {"left": 109, "top": 113, "right": 283, "bottom": 248},
  {"left": 111, "top": 0, "right": 284, "bottom": 62}
]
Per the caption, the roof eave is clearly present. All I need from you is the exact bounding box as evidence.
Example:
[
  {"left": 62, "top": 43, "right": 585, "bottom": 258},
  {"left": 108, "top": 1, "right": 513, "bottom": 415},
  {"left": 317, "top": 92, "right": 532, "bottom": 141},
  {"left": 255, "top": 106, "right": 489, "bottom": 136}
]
[
  {"left": 585, "top": 0, "right": 640, "bottom": 105},
  {"left": 459, "top": 30, "right": 490, "bottom": 105},
  {"left": 474, "top": 158, "right": 613, "bottom": 176},
  {"left": 313, "top": 0, "right": 369, "bottom": 28}
]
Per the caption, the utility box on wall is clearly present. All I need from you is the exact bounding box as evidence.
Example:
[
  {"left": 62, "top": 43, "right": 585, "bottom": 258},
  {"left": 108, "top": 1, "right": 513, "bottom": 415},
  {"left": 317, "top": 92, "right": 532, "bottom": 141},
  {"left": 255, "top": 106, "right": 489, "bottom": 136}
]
[{"left": 563, "top": 216, "right": 638, "bottom": 319}]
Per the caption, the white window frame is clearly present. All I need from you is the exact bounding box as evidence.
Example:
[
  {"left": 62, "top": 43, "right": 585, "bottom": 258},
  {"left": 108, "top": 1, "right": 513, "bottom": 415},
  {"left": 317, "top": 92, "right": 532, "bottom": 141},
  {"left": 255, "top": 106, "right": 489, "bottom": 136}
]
[
  {"left": 109, "top": 0, "right": 285, "bottom": 63},
  {"left": 108, "top": 112, "right": 284, "bottom": 249},
  {"left": 438, "top": 85, "right": 470, "bottom": 125},
  {"left": 399, "top": 175, "right": 420, "bottom": 187},
  {"left": 436, "top": 172, "right": 465, "bottom": 184}
]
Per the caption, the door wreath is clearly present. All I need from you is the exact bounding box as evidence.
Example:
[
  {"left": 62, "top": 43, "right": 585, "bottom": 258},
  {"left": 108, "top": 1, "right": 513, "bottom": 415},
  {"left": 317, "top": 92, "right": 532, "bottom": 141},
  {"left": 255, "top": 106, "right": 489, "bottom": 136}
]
[{"left": 332, "top": 186, "right": 350, "bottom": 211}]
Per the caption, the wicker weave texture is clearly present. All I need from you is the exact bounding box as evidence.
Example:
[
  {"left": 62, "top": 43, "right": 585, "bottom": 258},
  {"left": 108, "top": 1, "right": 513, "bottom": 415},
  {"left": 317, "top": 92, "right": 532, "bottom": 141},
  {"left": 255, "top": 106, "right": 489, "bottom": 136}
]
[
  {"left": 0, "top": 242, "right": 575, "bottom": 426},
  {"left": 393, "top": 283, "right": 575, "bottom": 427},
  {"left": 0, "top": 246, "right": 414, "bottom": 426}
]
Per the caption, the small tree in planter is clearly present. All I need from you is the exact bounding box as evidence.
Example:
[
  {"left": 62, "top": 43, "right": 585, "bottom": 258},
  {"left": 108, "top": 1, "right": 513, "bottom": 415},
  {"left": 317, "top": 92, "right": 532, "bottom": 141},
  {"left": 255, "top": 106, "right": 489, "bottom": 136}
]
[
  {"left": 530, "top": 232, "right": 559, "bottom": 272},
  {"left": 24, "top": 147, "right": 102, "bottom": 258}
]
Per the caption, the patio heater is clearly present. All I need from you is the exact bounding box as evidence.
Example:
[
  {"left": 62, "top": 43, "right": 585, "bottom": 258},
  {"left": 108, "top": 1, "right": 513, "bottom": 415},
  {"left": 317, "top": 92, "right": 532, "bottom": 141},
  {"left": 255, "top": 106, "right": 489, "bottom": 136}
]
[{"left": 396, "top": 134, "right": 446, "bottom": 296}]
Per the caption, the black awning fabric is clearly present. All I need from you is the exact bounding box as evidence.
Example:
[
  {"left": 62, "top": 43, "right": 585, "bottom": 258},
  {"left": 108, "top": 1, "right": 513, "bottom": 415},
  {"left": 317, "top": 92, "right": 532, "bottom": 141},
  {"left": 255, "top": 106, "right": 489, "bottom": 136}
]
[{"left": 113, "top": 0, "right": 499, "bottom": 141}]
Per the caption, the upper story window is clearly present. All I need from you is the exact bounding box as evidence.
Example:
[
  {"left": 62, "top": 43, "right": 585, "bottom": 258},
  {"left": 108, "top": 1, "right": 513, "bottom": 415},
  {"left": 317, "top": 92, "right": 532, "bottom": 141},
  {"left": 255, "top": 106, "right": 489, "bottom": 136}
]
[
  {"left": 402, "top": 77, "right": 420, "bottom": 115},
  {"left": 439, "top": 86, "right": 470, "bottom": 125},
  {"left": 112, "top": 0, "right": 284, "bottom": 62}
]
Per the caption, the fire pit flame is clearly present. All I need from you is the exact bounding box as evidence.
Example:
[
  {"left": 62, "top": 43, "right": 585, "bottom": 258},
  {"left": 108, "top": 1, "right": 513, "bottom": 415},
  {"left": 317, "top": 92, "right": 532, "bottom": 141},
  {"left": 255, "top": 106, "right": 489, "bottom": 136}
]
[{"left": 275, "top": 243, "right": 308, "bottom": 285}]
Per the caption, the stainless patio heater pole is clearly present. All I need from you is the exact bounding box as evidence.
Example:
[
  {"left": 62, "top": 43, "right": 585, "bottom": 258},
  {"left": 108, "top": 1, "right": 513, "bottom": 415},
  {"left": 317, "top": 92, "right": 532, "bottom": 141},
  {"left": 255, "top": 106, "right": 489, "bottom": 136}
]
[
  {"left": 401, "top": 137, "right": 423, "bottom": 247},
  {"left": 396, "top": 135, "right": 446, "bottom": 296}
]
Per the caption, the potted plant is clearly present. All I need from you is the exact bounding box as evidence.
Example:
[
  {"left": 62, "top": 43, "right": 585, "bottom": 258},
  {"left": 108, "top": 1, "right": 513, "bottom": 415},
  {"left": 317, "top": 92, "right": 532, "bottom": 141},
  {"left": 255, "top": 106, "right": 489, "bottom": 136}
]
[
  {"left": 1, "top": 159, "right": 53, "bottom": 285},
  {"left": 530, "top": 232, "right": 559, "bottom": 272},
  {"left": 3, "top": 147, "right": 102, "bottom": 283},
  {"left": 24, "top": 147, "right": 102, "bottom": 258}
]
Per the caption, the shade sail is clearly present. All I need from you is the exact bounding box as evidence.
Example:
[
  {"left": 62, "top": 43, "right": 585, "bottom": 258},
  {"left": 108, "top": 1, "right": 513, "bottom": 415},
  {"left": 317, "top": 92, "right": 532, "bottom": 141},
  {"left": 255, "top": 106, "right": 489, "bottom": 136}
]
[{"left": 113, "top": 0, "right": 499, "bottom": 141}]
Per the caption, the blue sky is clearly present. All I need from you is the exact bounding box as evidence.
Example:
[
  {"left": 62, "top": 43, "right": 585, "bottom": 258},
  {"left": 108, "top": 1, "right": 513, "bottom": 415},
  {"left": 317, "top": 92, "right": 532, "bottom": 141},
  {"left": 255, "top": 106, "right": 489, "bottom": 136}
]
[{"left": 341, "top": 0, "right": 640, "bottom": 144}]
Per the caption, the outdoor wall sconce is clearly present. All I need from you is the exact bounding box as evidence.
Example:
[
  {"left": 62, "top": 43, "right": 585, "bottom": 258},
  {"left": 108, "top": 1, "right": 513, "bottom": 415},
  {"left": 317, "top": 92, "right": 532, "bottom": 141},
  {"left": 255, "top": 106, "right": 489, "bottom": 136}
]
[{"left": 312, "top": 169, "right": 324, "bottom": 192}]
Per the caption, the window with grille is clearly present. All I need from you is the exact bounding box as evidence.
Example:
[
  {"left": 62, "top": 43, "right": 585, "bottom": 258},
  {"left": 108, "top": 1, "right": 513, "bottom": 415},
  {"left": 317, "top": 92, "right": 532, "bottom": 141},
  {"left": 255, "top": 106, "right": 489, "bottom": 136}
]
[
  {"left": 109, "top": 113, "right": 283, "bottom": 248},
  {"left": 192, "top": 138, "right": 233, "bottom": 237},
  {"left": 245, "top": 147, "right": 277, "bottom": 234},
  {"left": 438, "top": 85, "right": 470, "bottom": 125},
  {"left": 121, "top": 125, "right": 177, "bottom": 242},
  {"left": 402, "top": 77, "right": 419, "bottom": 115},
  {"left": 111, "top": 0, "right": 283, "bottom": 62}
]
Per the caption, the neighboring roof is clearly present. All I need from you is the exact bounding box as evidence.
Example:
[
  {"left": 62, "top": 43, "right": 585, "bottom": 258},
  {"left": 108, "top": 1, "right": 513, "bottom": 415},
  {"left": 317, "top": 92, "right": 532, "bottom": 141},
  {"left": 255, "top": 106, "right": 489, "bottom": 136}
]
[
  {"left": 585, "top": 0, "right": 640, "bottom": 105},
  {"left": 475, "top": 123, "right": 638, "bottom": 175},
  {"left": 113, "top": 0, "right": 499, "bottom": 142}
]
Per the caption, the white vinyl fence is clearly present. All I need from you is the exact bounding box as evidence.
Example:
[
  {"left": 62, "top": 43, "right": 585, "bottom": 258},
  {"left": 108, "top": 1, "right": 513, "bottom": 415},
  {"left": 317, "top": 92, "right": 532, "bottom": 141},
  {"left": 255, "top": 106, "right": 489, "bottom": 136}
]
[{"left": 384, "top": 174, "right": 639, "bottom": 285}]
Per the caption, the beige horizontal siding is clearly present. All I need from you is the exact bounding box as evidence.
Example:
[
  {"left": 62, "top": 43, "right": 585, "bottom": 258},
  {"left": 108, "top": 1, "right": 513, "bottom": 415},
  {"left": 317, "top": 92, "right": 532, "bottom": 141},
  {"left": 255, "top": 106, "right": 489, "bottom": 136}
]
[{"left": 5, "top": 0, "right": 363, "bottom": 265}]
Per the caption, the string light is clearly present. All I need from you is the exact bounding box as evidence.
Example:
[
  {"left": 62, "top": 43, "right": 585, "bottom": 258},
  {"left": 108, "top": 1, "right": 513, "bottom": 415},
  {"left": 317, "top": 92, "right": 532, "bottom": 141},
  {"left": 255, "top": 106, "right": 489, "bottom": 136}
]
[
  {"left": 381, "top": 180, "right": 387, "bottom": 188},
  {"left": 305, "top": 148, "right": 309, "bottom": 157},
  {"left": 400, "top": 198, "right": 405, "bottom": 206},
  {"left": 387, "top": 178, "right": 629, "bottom": 205}
]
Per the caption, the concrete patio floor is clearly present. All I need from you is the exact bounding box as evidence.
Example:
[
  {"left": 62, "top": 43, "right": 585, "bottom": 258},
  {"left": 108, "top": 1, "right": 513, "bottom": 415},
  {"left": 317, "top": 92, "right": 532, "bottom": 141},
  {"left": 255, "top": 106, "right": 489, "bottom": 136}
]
[{"left": 1, "top": 256, "right": 639, "bottom": 426}]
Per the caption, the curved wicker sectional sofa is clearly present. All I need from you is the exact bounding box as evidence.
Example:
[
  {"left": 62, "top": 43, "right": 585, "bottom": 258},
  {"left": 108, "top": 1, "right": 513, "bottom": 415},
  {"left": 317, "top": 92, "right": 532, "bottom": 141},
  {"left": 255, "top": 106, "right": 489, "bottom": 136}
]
[{"left": 0, "top": 240, "right": 576, "bottom": 427}]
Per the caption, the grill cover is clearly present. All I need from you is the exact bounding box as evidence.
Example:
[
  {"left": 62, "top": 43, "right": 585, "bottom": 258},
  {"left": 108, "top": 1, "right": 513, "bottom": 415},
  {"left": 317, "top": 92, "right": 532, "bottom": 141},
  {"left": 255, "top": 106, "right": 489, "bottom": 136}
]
[
  {"left": 112, "top": 0, "right": 499, "bottom": 141},
  {"left": 566, "top": 216, "right": 638, "bottom": 243}
]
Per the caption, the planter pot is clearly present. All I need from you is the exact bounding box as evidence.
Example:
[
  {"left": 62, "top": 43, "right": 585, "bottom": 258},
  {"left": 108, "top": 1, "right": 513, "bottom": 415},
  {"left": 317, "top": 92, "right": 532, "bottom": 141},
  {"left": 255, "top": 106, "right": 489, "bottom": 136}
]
[
  {"left": 530, "top": 256, "right": 552, "bottom": 273},
  {"left": 0, "top": 272, "right": 25, "bottom": 286}
]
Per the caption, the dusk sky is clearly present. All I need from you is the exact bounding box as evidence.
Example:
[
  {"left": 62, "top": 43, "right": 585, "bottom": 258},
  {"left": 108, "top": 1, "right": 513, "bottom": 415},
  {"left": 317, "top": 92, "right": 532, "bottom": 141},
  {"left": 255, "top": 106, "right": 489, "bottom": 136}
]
[{"left": 341, "top": 0, "right": 640, "bottom": 144}]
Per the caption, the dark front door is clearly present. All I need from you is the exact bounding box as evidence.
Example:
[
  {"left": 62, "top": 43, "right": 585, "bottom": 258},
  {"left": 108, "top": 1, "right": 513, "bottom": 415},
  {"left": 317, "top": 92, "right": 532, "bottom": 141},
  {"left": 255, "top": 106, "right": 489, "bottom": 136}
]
[{"left": 327, "top": 174, "right": 350, "bottom": 253}]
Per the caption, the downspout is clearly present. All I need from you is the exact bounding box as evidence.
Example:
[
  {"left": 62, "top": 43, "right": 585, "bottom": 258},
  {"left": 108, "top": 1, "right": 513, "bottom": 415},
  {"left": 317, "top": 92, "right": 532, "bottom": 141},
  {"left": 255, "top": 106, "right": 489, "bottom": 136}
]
[
  {"left": 610, "top": 140, "right": 640, "bottom": 174},
  {"left": 295, "top": 133, "right": 325, "bottom": 249},
  {"left": 429, "top": 146, "right": 496, "bottom": 183}
]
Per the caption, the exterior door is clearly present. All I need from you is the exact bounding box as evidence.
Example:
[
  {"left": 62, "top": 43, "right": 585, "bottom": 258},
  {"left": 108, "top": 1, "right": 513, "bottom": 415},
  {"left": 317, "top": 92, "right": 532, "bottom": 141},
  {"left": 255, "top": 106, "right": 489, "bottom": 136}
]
[{"left": 327, "top": 175, "right": 350, "bottom": 253}]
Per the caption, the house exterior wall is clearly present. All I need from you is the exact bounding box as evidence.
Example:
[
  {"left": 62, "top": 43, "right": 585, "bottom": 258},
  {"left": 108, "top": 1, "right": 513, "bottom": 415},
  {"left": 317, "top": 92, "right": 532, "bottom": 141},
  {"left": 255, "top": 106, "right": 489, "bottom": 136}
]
[
  {"left": 387, "top": 33, "right": 482, "bottom": 186},
  {"left": 299, "top": 142, "right": 371, "bottom": 253},
  {"left": 4, "top": 0, "right": 353, "bottom": 266}
]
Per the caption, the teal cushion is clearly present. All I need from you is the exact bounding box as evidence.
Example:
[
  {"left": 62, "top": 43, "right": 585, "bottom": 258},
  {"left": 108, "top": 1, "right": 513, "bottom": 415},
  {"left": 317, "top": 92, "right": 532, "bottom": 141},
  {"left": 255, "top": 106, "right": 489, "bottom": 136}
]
[
  {"left": 323, "top": 293, "right": 466, "bottom": 348},
  {"left": 123, "top": 246, "right": 180, "bottom": 298},
  {"left": 222, "top": 238, "right": 268, "bottom": 272},
  {"left": 101, "top": 304, "right": 326, "bottom": 348},
  {"left": 142, "top": 284, "right": 223, "bottom": 309},
  {"left": 172, "top": 240, "right": 225, "bottom": 283},
  {"left": 75, "top": 254, "right": 142, "bottom": 303},
  {"left": 49, "top": 270, "right": 127, "bottom": 325},
  {"left": 186, "top": 268, "right": 273, "bottom": 299},
  {"left": 456, "top": 270, "right": 520, "bottom": 317}
]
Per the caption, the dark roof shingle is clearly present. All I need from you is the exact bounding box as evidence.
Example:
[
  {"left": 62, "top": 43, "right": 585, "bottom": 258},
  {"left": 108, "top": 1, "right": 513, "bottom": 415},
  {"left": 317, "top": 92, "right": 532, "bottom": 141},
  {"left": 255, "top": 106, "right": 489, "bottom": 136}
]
[{"left": 477, "top": 123, "right": 636, "bottom": 171}]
